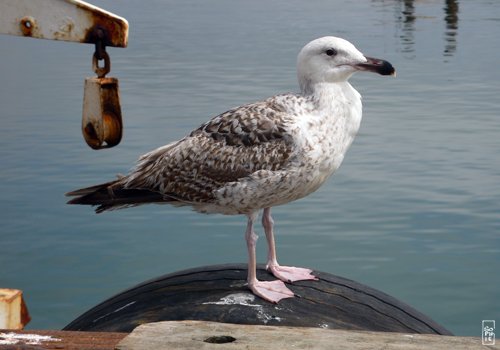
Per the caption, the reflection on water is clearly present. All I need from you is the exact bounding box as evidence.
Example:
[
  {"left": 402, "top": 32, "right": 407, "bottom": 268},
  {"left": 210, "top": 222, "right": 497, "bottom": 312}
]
[
  {"left": 397, "top": 0, "right": 416, "bottom": 55},
  {"left": 394, "top": 0, "right": 459, "bottom": 59},
  {"left": 444, "top": 0, "right": 459, "bottom": 57}
]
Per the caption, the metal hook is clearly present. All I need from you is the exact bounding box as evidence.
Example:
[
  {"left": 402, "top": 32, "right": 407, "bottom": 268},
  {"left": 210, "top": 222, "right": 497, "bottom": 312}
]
[
  {"left": 92, "top": 28, "right": 110, "bottom": 78},
  {"left": 92, "top": 50, "right": 110, "bottom": 78}
]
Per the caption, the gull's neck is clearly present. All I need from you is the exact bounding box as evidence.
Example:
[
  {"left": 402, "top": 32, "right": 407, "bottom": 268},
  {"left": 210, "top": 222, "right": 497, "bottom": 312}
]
[{"left": 300, "top": 81, "right": 358, "bottom": 110}]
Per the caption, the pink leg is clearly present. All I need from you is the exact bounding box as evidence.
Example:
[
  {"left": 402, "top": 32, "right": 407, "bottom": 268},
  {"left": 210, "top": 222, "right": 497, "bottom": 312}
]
[
  {"left": 262, "top": 207, "right": 318, "bottom": 283},
  {"left": 245, "top": 212, "right": 294, "bottom": 303}
]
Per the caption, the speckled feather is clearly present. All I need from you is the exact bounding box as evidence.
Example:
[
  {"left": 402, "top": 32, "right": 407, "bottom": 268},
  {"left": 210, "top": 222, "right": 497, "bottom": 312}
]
[
  {"left": 122, "top": 96, "right": 298, "bottom": 206},
  {"left": 65, "top": 36, "right": 392, "bottom": 216}
]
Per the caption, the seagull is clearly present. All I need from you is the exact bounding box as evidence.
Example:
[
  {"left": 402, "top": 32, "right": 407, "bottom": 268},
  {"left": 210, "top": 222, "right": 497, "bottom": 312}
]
[{"left": 67, "top": 36, "right": 395, "bottom": 303}]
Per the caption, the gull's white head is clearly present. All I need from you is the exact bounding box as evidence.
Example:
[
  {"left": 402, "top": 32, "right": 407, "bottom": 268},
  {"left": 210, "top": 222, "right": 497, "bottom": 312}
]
[{"left": 297, "top": 36, "right": 395, "bottom": 94}]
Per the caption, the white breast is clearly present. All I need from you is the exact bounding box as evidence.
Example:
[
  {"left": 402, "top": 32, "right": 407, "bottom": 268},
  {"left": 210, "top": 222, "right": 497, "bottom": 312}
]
[{"left": 288, "top": 82, "right": 362, "bottom": 196}]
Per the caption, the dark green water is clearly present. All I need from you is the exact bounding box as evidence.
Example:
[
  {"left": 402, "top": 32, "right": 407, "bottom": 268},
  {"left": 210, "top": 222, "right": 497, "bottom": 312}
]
[{"left": 0, "top": 0, "right": 498, "bottom": 336}]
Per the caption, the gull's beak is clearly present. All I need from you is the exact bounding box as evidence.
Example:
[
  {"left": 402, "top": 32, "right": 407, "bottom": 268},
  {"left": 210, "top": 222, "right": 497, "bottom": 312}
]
[{"left": 356, "top": 57, "right": 396, "bottom": 76}]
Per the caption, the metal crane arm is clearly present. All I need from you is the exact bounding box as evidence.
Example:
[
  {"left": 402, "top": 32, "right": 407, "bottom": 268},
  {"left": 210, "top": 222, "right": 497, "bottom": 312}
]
[{"left": 0, "top": 0, "right": 128, "bottom": 47}]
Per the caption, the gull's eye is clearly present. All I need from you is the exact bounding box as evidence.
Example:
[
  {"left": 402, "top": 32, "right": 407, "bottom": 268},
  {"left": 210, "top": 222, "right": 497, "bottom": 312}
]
[{"left": 325, "top": 49, "right": 337, "bottom": 56}]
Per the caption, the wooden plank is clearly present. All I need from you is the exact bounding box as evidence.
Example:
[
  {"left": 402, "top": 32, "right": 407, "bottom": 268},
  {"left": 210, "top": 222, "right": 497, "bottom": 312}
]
[
  {"left": 64, "top": 264, "right": 451, "bottom": 335},
  {"left": 116, "top": 320, "right": 496, "bottom": 350},
  {"left": 0, "top": 329, "right": 126, "bottom": 350}
]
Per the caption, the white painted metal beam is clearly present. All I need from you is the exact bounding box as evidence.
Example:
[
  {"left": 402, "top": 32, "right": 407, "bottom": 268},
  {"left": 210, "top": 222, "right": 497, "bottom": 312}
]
[{"left": 0, "top": 0, "right": 128, "bottom": 47}]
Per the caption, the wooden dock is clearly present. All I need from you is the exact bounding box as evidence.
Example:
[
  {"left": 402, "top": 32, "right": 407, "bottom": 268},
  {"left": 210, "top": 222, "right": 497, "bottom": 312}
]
[
  {"left": 119, "top": 321, "right": 495, "bottom": 350},
  {"left": 1, "top": 321, "right": 496, "bottom": 349},
  {"left": 0, "top": 329, "right": 126, "bottom": 349}
]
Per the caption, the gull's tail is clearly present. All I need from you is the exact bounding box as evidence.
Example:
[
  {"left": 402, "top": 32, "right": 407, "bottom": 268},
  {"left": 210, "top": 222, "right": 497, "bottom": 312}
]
[{"left": 66, "top": 180, "right": 167, "bottom": 213}]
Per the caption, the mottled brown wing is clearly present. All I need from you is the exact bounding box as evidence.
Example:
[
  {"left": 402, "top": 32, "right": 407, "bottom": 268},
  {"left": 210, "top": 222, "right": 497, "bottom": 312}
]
[{"left": 124, "top": 99, "right": 296, "bottom": 204}]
